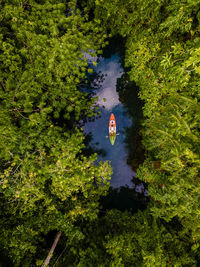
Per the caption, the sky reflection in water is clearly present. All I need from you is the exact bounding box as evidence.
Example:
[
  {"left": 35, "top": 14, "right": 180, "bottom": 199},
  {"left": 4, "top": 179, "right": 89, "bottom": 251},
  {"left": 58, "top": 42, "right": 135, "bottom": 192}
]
[{"left": 83, "top": 54, "right": 138, "bottom": 188}]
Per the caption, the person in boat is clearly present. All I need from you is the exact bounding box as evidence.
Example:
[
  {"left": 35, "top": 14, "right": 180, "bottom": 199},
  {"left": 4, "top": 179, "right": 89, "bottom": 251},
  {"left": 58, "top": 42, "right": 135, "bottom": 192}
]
[{"left": 109, "top": 119, "right": 116, "bottom": 133}]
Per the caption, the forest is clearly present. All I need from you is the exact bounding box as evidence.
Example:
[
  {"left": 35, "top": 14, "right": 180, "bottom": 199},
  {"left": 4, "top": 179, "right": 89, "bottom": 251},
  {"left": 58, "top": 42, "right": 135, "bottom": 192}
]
[{"left": 0, "top": 0, "right": 200, "bottom": 266}]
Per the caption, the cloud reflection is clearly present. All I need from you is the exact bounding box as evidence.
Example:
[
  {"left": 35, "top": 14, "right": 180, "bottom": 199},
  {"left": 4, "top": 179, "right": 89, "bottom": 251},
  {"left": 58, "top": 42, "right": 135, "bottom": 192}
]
[
  {"left": 96, "top": 55, "right": 123, "bottom": 110},
  {"left": 83, "top": 53, "right": 137, "bottom": 189}
]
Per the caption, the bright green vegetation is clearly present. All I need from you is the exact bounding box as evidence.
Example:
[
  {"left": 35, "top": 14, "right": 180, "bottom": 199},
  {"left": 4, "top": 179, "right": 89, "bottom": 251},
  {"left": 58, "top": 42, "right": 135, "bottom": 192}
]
[
  {"left": 0, "top": 0, "right": 111, "bottom": 265},
  {"left": 0, "top": 0, "right": 200, "bottom": 266}
]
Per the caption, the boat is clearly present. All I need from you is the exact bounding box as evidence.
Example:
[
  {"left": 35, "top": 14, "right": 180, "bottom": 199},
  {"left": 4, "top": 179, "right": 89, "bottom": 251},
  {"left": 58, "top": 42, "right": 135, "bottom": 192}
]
[{"left": 109, "top": 113, "right": 116, "bottom": 145}]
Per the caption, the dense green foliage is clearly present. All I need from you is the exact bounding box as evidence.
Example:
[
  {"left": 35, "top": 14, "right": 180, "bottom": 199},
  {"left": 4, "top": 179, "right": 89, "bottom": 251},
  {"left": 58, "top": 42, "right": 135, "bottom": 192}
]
[
  {"left": 86, "top": 0, "right": 200, "bottom": 265},
  {"left": 54, "top": 208, "right": 196, "bottom": 266},
  {"left": 0, "top": 0, "right": 111, "bottom": 265},
  {"left": 1, "top": 0, "right": 200, "bottom": 266}
]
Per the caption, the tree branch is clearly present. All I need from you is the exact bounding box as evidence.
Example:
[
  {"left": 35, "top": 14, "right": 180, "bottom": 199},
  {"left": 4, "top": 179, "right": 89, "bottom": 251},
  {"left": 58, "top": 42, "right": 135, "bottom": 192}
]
[{"left": 42, "top": 232, "right": 62, "bottom": 267}]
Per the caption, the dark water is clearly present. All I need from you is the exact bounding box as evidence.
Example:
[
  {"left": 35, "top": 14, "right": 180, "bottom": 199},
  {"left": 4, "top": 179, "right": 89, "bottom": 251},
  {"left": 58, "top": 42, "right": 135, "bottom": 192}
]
[{"left": 83, "top": 53, "right": 147, "bottom": 196}]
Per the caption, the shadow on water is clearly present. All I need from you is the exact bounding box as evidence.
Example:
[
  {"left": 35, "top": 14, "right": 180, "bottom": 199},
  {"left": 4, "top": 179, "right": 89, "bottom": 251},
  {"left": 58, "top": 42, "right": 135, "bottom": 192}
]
[
  {"left": 82, "top": 132, "right": 107, "bottom": 158},
  {"left": 116, "top": 72, "right": 146, "bottom": 172},
  {"left": 102, "top": 35, "right": 126, "bottom": 66},
  {"left": 100, "top": 186, "right": 148, "bottom": 213}
]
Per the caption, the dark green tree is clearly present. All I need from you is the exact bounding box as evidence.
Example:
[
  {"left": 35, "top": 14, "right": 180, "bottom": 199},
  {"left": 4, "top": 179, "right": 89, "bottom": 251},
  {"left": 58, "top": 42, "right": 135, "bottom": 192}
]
[{"left": 57, "top": 208, "right": 199, "bottom": 266}]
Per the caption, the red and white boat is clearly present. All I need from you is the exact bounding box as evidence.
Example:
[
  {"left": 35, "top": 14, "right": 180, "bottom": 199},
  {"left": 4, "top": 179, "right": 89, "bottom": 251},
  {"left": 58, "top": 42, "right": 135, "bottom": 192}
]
[{"left": 109, "top": 113, "right": 116, "bottom": 145}]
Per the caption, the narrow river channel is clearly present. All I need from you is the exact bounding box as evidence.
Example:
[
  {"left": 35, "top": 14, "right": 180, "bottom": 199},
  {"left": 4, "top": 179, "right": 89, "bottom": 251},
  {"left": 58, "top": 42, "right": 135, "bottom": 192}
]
[{"left": 83, "top": 53, "right": 147, "bottom": 195}]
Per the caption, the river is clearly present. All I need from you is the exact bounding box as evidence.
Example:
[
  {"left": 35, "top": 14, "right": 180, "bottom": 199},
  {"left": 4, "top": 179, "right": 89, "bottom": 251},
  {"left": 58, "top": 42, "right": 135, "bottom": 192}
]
[{"left": 83, "top": 52, "right": 148, "bottom": 196}]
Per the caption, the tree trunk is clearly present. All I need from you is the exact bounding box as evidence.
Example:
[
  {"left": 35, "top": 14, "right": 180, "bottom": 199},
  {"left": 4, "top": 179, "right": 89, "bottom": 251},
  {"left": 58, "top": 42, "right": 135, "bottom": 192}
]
[{"left": 42, "top": 231, "right": 62, "bottom": 267}]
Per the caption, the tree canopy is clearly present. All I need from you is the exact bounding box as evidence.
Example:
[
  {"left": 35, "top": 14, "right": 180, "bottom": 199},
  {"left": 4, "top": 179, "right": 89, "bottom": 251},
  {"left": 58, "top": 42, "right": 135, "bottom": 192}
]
[
  {"left": 89, "top": 0, "right": 200, "bottom": 241},
  {"left": 0, "top": 0, "right": 200, "bottom": 266},
  {"left": 0, "top": 0, "right": 111, "bottom": 265}
]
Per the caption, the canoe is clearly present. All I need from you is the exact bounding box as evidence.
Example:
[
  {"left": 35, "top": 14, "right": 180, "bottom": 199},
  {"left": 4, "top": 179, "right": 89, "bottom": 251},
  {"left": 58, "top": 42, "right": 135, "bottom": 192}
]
[{"left": 109, "top": 113, "right": 116, "bottom": 145}]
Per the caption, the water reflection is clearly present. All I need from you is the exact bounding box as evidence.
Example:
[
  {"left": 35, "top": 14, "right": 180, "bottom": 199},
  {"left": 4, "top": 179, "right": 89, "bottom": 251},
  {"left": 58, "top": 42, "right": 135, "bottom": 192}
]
[
  {"left": 83, "top": 54, "right": 139, "bottom": 188},
  {"left": 96, "top": 59, "right": 121, "bottom": 110}
]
